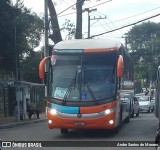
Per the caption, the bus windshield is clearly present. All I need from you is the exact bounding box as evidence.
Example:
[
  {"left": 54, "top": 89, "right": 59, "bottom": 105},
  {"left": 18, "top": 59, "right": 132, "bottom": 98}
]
[{"left": 49, "top": 51, "right": 117, "bottom": 102}]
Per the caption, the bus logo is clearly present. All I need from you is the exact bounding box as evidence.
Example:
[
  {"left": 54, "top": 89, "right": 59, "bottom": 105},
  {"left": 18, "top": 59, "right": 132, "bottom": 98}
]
[{"left": 77, "top": 114, "right": 82, "bottom": 118}]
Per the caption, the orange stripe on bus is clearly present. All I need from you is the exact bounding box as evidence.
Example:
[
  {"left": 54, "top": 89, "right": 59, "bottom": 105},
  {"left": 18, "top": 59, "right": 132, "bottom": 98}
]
[
  {"left": 84, "top": 47, "right": 118, "bottom": 53},
  {"left": 80, "top": 101, "right": 117, "bottom": 114}
]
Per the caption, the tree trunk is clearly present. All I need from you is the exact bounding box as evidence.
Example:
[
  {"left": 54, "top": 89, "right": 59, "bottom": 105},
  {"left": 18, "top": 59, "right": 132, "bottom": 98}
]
[
  {"left": 48, "top": 0, "right": 62, "bottom": 44},
  {"left": 75, "top": 0, "right": 85, "bottom": 39}
]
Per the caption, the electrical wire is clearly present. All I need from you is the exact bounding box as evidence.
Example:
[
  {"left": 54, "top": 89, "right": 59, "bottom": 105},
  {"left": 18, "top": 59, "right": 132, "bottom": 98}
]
[
  {"left": 90, "top": 13, "right": 160, "bottom": 38},
  {"left": 96, "top": 11, "right": 122, "bottom": 36},
  {"left": 97, "top": 20, "right": 117, "bottom": 37},
  {"left": 89, "top": 0, "right": 112, "bottom": 9},
  {"left": 89, "top": 7, "right": 160, "bottom": 28},
  {"left": 58, "top": 0, "right": 112, "bottom": 17}
]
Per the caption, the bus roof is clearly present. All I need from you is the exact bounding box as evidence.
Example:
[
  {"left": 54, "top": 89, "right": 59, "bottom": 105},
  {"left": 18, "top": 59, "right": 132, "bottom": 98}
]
[{"left": 54, "top": 39, "right": 122, "bottom": 50}]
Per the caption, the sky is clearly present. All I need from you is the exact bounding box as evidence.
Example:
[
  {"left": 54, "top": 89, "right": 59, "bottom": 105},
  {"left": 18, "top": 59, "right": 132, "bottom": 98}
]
[{"left": 13, "top": 0, "right": 160, "bottom": 48}]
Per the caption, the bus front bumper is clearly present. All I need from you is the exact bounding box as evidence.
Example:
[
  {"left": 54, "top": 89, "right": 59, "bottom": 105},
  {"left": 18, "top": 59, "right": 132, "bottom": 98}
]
[{"left": 47, "top": 111, "right": 117, "bottom": 129}]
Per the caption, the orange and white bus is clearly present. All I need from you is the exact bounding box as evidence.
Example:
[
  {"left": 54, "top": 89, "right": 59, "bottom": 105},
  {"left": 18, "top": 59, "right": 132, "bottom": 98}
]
[{"left": 39, "top": 39, "right": 134, "bottom": 134}]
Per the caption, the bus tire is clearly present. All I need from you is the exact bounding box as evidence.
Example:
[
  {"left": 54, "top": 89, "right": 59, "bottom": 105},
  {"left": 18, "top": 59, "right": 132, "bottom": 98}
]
[
  {"left": 136, "top": 110, "right": 139, "bottom": 117},
  {"left": 152, "top": 107, "right": 154, "bottom": 112},
  {"left": 125, "top": 116, "right": 130, "bottom": 123},
  {"left": 112, "top": 126, "right": 119, "bottom": 134},
  {"left": 130, "top": 110, "right": 134, "bottom": 118},
  {"left": 60, "top": 128, "right": 68, "bottom": 134},
  {"left": 147, "top": 108, "right": 151, "bottom": 113}
]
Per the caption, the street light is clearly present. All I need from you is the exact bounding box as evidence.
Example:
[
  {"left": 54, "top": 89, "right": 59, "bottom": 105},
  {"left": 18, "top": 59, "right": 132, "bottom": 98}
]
[{"left": 83, "top": 8, "right": 97, "bottom": 38}]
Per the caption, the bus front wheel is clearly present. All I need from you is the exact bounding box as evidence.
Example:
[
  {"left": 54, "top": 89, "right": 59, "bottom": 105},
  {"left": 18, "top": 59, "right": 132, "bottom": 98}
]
[
  {"left": 125, "top": 116, "right": 130, "bottom": 123},
  {"left": 112, "top": 126, "right": 119, "bottom": 134},
  {"left": 61, "top": 128, "right": 68, "bottom": 134}
]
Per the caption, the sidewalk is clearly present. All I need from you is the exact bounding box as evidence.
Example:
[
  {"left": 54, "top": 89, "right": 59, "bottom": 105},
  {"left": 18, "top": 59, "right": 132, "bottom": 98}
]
[{"left": 0, "top": 113, "right": 47, "bottom": 129}]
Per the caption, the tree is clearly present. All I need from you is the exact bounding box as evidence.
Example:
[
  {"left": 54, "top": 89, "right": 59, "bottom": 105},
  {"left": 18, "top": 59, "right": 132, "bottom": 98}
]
[
  {"left": 0, "top": 0, "right": 43, "bottom": 80},
  {"left": 0, "top": 0, "right": 15, "bottom": 78},
  {"left": 48, "top": 0, "right": 62, "bottom": 44},
  {"left": 48, "top": 0, "right": 85, "bottom": 42},
  {"left": 62, "top": 19, "right": 76, "bottom": 39},
  {"left": 126, "top": 22, "right": 160, "bottom": 86},
  {"left": 21, "top": 51, "right": 42, "bottom": 83}
]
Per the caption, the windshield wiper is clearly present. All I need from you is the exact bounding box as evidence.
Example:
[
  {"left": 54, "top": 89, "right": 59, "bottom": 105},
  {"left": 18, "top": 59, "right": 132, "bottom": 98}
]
[
  {"left": 62, "top": 70, "right": 77, "bottom": 104},
  {"left": 84, "top": 80, "right": 97, "bottom": 104}
]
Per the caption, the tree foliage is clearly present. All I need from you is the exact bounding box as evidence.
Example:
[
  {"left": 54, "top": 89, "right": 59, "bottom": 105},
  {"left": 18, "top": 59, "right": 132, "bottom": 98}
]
[
  {"left": 48, "top": 0, "right": 85, "bottom": 42},
  {"left": 21, "top": 51, "right": 42, "bottom": 83},
  {"left": 62, "top": 19, "right": 76, "bottom": 39},
  {"left": 0, "top": 0, "right": 43, "bottom": 80},
  {"left": 126, "top": 22, "right": 160, "bottom": 86}
]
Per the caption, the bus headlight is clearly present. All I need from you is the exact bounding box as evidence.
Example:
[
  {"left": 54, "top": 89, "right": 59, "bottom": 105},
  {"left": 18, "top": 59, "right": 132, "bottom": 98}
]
[
  {"left": 50, "top": 109, "right": 57, "bottom": 115},
  {"left": 104, "top": 109, "right": 111, "bottom": 115},
  {"left": 104, "top": 107, "right": 116, "bottom": 115}
]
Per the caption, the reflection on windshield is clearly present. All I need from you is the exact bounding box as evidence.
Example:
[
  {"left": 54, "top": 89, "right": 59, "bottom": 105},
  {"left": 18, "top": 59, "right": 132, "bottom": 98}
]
[
  {"left": 83, "top": 66, "right": 115, "bottom": 100},
  {"left": 51, "top": 65, "right": 80, "bottom": 101},
  {"left": 49, "top": 52, "right": 117, "bottom": 102},
  {"left": 138, "top": 96, "right": 150, "bottom": 101}
]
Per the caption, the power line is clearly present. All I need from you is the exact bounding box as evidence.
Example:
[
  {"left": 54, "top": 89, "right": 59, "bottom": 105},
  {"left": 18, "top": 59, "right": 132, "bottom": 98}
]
[
  {"left": 58, "top": 0, "right": 112, "bottom": 17},
  {"left": 90, "top": 13, "right": 160, "bottom": 38},
  {"left": 56, "top": 0, "right": 90, "bottom": 17},
  {"left": 97, "top": 20, "right": 117, "bottom": 37},
  {"left": 96, "top": 11, "right": 123, "bottom": 36},
  {"left": 89, "top": 0, "right": 112, "bottom": 9},
  {"left": 90, "top": 19, "right": 100, "bottom": 27},
  {"left": 56, "top": 2, "right": 77, "bottom": 16},
  {"left": 101, "top": 19, "right": 122, "bottom": 37},
  {"left": 89, "top": 7, "right": 160, "bottom": 28},
  {"left": 112, "top": 7, "right": 160, "bottom": 24},
  {"left": 59, "top": 11, "right": 75, "bottom": 17},
  {"left": 63, "top": 0, "right": 73, "bottom": 6}
]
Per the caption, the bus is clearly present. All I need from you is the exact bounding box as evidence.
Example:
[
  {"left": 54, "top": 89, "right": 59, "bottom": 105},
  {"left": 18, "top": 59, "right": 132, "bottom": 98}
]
[
  {"left": 155, "top": 66, "right": 160, "bottom": 119},
  {"left": 155, "top": 66, "right": 160, "bottom": 146},
  {"left": 39, "top": 39, "right": 134, "bottom": 134}
]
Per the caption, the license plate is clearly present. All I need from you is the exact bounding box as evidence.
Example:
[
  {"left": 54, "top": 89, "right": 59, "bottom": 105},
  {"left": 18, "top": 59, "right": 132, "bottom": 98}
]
[{"left": 74, "top": 121, "right": 85, "bottom": 126}]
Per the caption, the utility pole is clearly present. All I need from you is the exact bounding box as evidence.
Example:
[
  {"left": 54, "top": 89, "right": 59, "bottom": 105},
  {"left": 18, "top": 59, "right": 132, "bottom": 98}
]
[
  {"left": 122, "top": 35, "right": 129, "bottom": 50},
  {"left": 44, "top": 0, "right": 49, "bottom": 96},
  {"left": 84, "top": 8, "right": 107, "bottom": 38},
  {"left": 14, "top": 0, "right": 20, "bottom": 122},
  {"left": 90, "top": 16, "right": 107, "bottom": 38},
  {"left": 75, "top": 0, "right": 85, "bottom": 39},
  {"left": 83, "top": 8, "right": 97, "bottom": 38},
  {"left": 149, "top": 33, "right": 155, "bottom": 95},
  {"left": 44, "top": 0, "right": 49, "bottom": 58}
]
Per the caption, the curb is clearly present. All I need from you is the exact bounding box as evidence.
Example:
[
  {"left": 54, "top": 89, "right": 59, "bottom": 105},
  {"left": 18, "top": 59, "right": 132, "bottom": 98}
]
[{"left": 0, "top": 118, "right": 47, "bottom": 129}]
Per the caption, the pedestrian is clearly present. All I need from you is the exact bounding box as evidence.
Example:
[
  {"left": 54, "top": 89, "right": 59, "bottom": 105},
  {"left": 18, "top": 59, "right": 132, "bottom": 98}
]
[
  {"left": 13, "top": 101, "right": 18, "bottom": 121},
  {"left": 26, "top": 98, "right": 40, "bottom": 119},
  {"left": 13, "top": 101, "right": 23, "bottom": 121}
]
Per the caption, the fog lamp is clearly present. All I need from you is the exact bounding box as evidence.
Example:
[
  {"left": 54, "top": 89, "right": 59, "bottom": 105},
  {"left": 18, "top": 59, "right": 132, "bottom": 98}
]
[
  {"left": 48, "top": 120, "right": 52, "bottom": 124},
  {"left": 109, "top": 120, "right": 114, "bottom": 124}
]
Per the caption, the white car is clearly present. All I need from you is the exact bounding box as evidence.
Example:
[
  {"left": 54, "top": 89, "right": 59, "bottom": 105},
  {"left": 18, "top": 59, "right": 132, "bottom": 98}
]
[
  {"left": 120, "top": 92, "right": 140, "bottom": 117},
  {"left": 136, "top": 96, "right": 154, "bottom": 113}
]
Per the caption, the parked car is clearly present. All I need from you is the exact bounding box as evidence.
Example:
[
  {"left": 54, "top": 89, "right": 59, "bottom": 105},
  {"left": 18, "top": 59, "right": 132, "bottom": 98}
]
[
  {"left": 136, "top": 95, "right": 154, "bottom": 113},
  {"left": 120, "top": 91, "right": 140, "bottom": 118},
  {"left": 133, "top": 97, "right": 140, "bottom": 117},
  {"left": 120, "top": 97, "right": 131, "bottom": 123},
  {"left": 135, "top": 93, "right": 145, "bottom": 97}
]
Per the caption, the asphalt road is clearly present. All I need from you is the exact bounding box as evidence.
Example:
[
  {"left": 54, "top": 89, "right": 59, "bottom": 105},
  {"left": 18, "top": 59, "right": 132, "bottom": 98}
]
[{"left": 0, "top": 112, "right": 158, "bottom": 150}]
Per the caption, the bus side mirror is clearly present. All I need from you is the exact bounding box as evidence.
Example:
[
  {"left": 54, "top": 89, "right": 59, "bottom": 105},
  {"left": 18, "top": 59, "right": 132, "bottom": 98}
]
[
  {"left": 117, "top": 55, "right": 124, "bottom": 78},
  {"left": 39, "top": 56, "right": 51, "bottom": 79}
]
